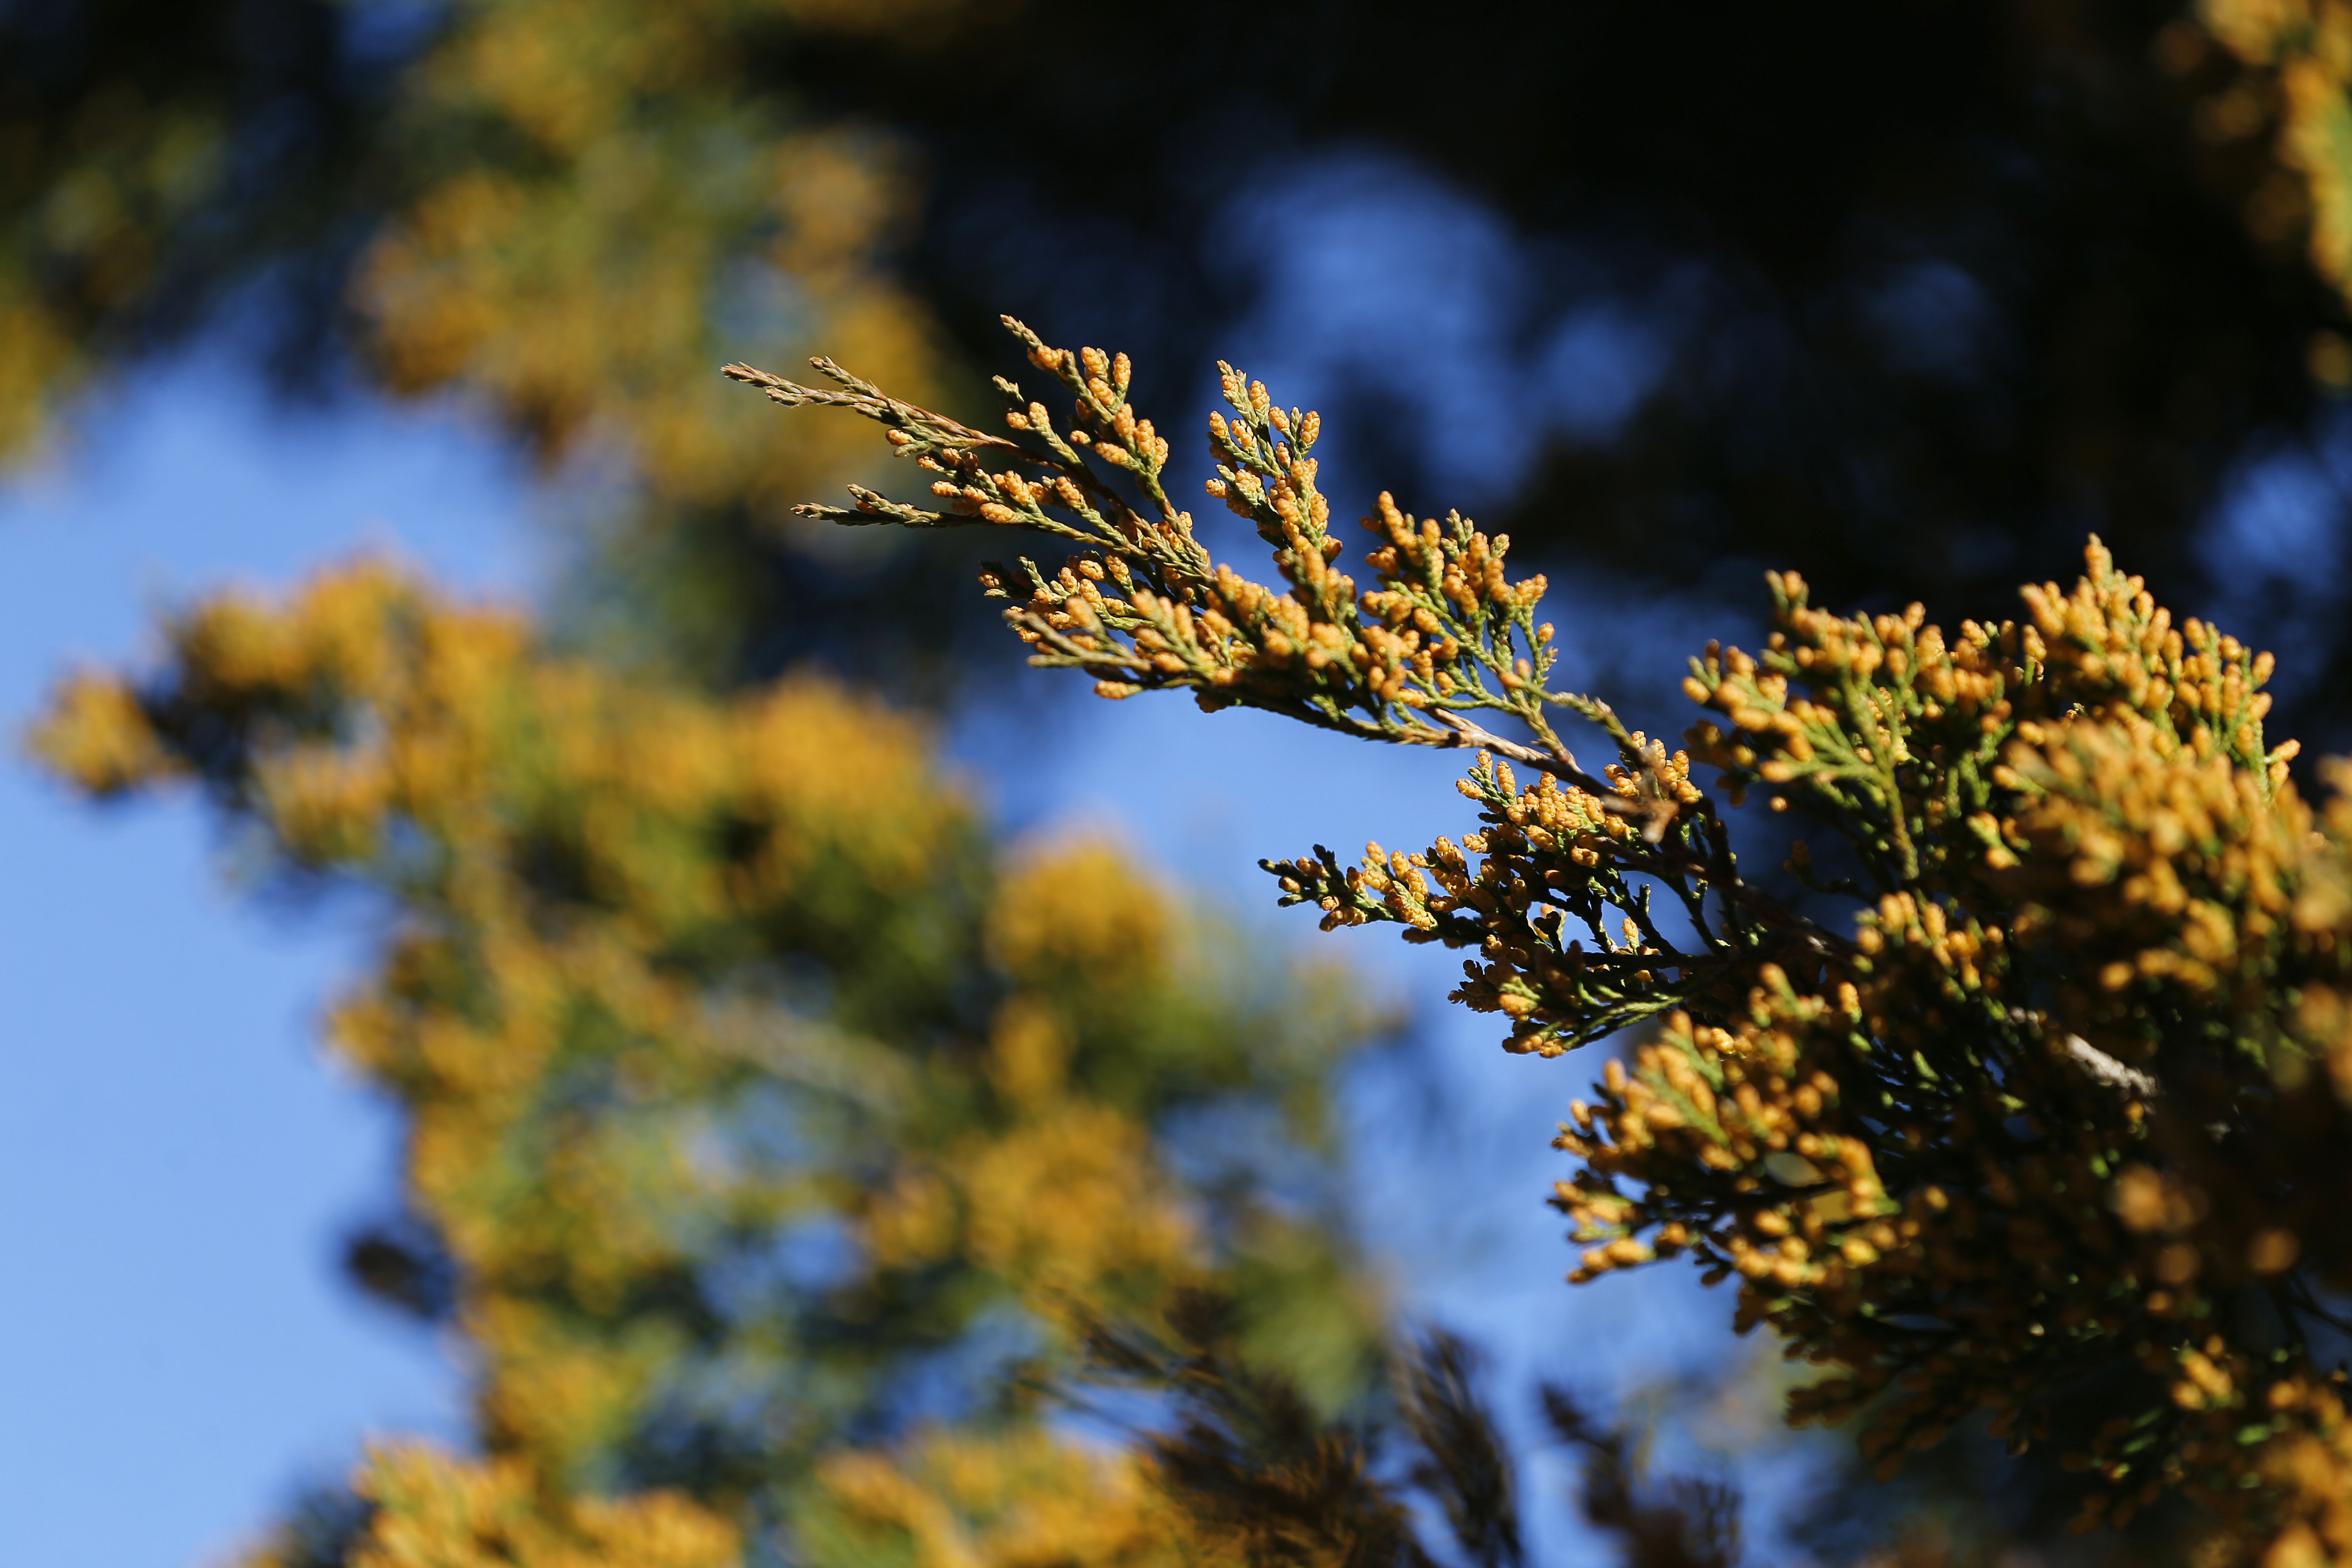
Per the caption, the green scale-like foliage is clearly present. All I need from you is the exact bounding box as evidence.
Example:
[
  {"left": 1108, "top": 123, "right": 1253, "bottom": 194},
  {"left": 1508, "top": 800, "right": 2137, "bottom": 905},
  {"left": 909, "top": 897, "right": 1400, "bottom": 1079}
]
[{"left": 744, "top": 317, "right": 2352, "bottom": 1565}]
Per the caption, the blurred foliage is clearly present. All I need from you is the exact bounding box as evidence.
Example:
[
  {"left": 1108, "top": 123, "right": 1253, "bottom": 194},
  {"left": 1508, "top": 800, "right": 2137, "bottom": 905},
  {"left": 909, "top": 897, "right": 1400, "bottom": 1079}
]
[
  {"left": 759, "top": 317, "right": 2352, "bottom": 1565},
  {"left": 789, "top": 1289, "right": 1754, "bottom": 1568},
  {"left": 31, "top": 560, "right": 1394, "bottom": 1561},
  {"left": 1, "top": 0, "right": 974, "bottom": 684},
  {"left": 2192, "top": 1, "right": 2352, "bottom": 317},
  {"left": 273, "top": 1444, "right": 743, "bottom": 1568},
  {"left": 796, "top": 1423, "right": 1199, "bottom": 1568},
  {"left": 823, "top": 1288, "right": 1750, "bottom": 1568}
]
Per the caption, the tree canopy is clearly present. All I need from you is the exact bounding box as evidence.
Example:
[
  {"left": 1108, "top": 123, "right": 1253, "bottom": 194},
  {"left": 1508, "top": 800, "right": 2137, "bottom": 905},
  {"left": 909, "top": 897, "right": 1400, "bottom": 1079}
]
[{"left": 22, "top": 3, "right": 2352, "bottom": 1564}]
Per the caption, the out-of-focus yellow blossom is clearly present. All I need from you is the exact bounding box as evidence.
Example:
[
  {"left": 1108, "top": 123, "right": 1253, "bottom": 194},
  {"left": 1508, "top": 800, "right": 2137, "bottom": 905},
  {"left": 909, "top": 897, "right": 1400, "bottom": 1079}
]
[
  {"left": 34, "top": 555, "right": 1383, "bottom": 1562},
  {"left": 0, "top": 0, "right": 963, "bottom": 527},
  {"left": 989, "top": 840, "right": 1175, "bottom": 991},
  {"left": 0, "top": 85, "right": 226, "bottom": 453},
  {"left": 960, "top": 1099, "right": 1198, "bottom": 1312},
  {"left": 2192, "top": 1, "right": 2352, "bottom": 375},
  {"left": 802, "top": 1426, "right": 1215, "bottom": 1568},
  {"left": 347, "top": 1444, "right": 738, "bottom": 1568},
  {"left": 863, "top": 992, "right": 1201, "bottom": 1321},
  {"left": 355, "top": 1, "right": 954, "bottom": 527}
]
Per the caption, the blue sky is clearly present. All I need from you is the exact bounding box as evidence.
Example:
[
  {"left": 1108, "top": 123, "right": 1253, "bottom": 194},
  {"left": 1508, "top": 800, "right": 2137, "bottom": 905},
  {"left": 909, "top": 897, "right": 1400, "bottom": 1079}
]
[{"left": 0, "top": 358, "right": 533, "bottom": 1566}]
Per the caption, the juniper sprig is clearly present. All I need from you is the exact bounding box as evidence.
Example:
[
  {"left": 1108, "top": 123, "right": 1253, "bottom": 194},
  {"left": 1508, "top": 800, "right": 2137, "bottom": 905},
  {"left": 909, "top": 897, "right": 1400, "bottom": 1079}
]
[{"left": 735, "top": 318, "right": 2352, "bottom": 1565}]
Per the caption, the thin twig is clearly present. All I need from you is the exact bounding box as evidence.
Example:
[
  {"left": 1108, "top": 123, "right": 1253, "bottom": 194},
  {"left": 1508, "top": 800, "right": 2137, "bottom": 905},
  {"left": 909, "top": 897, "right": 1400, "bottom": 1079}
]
[
  {"left": 719, "top": 361, "right": 1029, "bottom": 457},
  {"left": 1428, "top": 708, "right": 1612, "bottom": 795}
]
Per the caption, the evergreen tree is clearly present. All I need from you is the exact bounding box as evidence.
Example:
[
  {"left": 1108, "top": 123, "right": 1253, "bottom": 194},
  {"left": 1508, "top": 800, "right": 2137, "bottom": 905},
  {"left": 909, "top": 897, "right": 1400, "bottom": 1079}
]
[
  {"left": 33, "top": 560, "right": 1392, "bottom": 1565},
  {"left": 701, "top": 316, "right": 2352, "bottom": 1565},
  {"left": 24, "top": 5, "right": 2352, "bottom": 1563}
]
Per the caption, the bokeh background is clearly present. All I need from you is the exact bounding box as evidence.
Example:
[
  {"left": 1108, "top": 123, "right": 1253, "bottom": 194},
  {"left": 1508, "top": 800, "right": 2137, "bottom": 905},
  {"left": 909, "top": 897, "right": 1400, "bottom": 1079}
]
[{"left": 9, "top": 3, "right": 2352, "bottom": 1563}]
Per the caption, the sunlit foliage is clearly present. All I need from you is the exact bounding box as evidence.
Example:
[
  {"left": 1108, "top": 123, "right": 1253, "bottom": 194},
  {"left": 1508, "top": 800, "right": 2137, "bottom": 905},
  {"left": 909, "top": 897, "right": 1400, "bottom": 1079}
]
[{"left": 745, "top": 318, "right": 2352, "bottom": 1565}]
